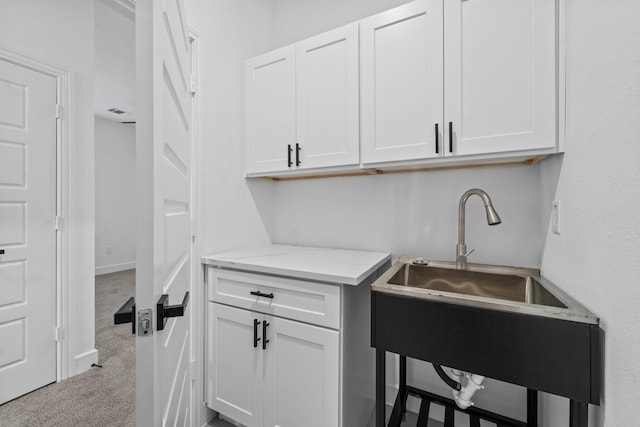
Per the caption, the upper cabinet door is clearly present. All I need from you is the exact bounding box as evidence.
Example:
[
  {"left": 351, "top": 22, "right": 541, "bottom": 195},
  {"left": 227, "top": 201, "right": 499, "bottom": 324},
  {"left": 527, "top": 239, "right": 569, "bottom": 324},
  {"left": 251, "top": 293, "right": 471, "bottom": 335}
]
[
  {"left": 296, "top": 23, "right": 360, "bottom": 169},
  {"left": 360, "top": 0, "right": 444, "bottom": 164},
  {"left": 444, "top": 0, "right": 557, "bottom": 156},
  {"left": 245, "top": 46, "right": 296, "bottom": 174}
]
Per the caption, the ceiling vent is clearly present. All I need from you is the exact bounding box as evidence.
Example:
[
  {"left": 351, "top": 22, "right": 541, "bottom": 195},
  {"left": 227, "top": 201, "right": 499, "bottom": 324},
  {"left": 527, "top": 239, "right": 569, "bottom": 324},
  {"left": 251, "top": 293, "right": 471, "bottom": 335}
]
[{"left": 108, "top": 107, "right": 129, "bottom": 115}]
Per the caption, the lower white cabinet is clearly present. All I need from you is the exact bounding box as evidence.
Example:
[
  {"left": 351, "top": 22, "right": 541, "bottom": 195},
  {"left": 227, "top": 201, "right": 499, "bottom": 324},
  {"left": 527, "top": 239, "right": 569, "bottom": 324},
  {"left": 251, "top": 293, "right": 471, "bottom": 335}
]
[
  {"left": 206, "top": 267, "right": 379, "bottom": 427},
  {"left": 208, "top": 303, "right": 339, "bottom": 427}
]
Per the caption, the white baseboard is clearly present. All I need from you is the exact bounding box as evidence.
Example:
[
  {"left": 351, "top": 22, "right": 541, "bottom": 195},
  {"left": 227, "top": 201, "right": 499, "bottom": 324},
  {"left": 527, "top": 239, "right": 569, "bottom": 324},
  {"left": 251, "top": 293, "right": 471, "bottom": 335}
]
[
  {"left": 74, "top": 348, "right": 98, "bottom": 375},
  {"left": 95, "top": 261, "right": 136, "bottom": 276}
]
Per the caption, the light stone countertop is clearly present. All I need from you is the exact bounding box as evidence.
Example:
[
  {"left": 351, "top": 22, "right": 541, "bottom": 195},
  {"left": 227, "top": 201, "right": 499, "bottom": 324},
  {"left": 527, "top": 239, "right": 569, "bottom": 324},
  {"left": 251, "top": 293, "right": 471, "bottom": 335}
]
[{"left": 202, "top": 244, "right": 391, "bottom": 285}]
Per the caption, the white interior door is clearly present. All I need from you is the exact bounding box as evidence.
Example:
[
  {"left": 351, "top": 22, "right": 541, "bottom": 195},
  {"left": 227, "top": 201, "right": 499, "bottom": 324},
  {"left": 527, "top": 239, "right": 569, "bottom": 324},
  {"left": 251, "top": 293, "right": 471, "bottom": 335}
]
[
  {"left": 0, "top": 58, "right": 57, "bottom": 404},
  {"left": 136, "top": 0, "right": 194, "bottom": 425}
]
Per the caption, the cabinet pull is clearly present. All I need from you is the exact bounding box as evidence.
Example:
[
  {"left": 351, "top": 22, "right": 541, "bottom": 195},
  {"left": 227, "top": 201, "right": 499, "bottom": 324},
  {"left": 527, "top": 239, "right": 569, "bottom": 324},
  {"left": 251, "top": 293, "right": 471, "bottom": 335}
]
[
  {"left": 253, "top": 318, "right": 261, "bottom": 348},
  {"left": 250, "top": 290, "right": 274, "bottom": 299},
  {"left": 449, "top": 121, "right": 453, "bottom": 153},
  {"left": 435, "top": 123, "right": 439, "bottom": 154},
  {"left": 295, "top": 143, "right": 301, "bottom": 166},
  {"left": 287, "top": 144, "right": 293, "bottom": 167},
  {"left": 262, "top": 320, "right": 270, "bottom": 350}
]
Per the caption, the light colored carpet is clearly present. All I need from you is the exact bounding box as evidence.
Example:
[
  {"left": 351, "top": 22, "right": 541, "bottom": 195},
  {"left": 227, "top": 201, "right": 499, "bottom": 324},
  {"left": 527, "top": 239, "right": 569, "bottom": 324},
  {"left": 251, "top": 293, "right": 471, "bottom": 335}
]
[{"left": 0, "top": 269, "right": 136, "bottom": 426}]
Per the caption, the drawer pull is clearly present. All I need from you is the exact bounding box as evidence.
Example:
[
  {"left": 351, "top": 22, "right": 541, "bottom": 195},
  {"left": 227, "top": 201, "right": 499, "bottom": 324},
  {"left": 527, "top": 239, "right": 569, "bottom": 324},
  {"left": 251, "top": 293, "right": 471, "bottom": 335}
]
[
  {"left": 250, "top": 291, "right": 274, "bottom": 299},
  {"left": 253, "top": 318, "right": 261, "bottom": 348},
  {"left": 262, "top": 321, "right": 270, "bottom": 350}
]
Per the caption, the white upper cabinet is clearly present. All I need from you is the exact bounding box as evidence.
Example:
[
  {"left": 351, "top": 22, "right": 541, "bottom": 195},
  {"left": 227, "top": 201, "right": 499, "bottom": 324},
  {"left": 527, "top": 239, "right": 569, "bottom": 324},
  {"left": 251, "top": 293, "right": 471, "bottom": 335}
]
[
  {"left": 245, "top": 46, "right": 296, "bottom": 174},
  {"left": 360, "top": 0, "right": 444, "bottom": 164},
  {"left": 444, "top": 0, "right": 558, "bottom": 157},
  {"left": 245, "top": 24, "right": 359, "bottom": 175},
  {"left": 296, "top": 23, "right": 360, "bottom": 170},
  {"left": 245, "top": 0, "right": 561, "bottom": 176}
]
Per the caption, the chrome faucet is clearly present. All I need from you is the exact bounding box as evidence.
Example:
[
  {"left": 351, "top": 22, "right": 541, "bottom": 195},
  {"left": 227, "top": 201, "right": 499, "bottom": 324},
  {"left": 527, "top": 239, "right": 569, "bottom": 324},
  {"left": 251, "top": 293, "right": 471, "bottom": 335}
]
[{"left": 456, "top": 188, "right": 502, "bottom": 269}]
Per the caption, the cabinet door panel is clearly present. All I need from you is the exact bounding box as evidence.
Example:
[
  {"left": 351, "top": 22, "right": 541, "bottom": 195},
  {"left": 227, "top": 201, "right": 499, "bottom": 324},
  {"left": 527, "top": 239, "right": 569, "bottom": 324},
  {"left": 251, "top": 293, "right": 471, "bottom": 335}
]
[
  {"left": 296, "top": 23, "right": 359, "bottom": 169},
  {"left": 245, "top": 46, "right": 296, "bottom": 174},
  {"left": 361, "top": 0, "right": 443, "bottom": 164},
  {"left": 444, "top": 0, "right": 557, "bottom": 156},
  {"left": 207, "top": 304, "right": 262, "bottom": 427},
  {"left": 263, "top": 316, "right": 339, "bottom": 427}
]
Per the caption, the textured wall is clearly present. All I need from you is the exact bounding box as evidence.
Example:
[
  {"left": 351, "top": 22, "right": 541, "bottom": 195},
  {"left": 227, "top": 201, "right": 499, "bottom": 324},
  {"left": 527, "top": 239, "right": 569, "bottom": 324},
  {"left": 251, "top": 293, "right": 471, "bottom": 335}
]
[
  {"left": 539, "top": 1, "right": 640, "bottom": 425},
  {"left": 189, "top": 0, "right": 276, "bottom": 256}
]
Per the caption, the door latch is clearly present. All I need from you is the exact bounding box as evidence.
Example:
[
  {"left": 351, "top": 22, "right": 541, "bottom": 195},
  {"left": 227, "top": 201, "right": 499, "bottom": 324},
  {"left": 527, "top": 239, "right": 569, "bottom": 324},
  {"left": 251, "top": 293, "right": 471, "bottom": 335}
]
[{"left": 138, "top": 309, "right": 153, "bottom": 336}]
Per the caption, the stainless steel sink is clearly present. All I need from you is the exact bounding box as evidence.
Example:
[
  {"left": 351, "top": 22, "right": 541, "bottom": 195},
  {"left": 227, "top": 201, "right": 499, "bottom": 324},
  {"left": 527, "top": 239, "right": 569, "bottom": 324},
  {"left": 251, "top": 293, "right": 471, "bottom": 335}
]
[{"left": 373, "top": 257, "right": 598, "bottom": 323}]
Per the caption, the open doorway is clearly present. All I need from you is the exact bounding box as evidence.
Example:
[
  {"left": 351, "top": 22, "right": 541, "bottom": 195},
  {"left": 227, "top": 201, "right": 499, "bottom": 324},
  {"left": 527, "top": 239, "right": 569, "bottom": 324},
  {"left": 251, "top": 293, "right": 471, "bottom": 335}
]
[{"left": 94, "top": 0, "right": 136, "bottom": 423}]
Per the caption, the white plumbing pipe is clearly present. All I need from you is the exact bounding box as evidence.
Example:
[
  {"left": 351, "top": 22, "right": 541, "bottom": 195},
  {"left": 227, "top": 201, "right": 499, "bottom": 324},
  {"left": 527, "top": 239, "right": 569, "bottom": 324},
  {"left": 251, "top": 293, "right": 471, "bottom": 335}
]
[{"left": 453, "top": 373, "right": 485, "bottom": 409}]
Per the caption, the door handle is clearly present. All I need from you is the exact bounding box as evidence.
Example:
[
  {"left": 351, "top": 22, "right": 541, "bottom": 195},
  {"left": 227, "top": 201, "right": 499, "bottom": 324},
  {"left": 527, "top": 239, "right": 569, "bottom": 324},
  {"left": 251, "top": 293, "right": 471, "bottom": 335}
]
[
  {"left": 253, "top": 319, "right": 261, "bottom": 348},
  {"left": 156, "top": 291, "right": 189, "bottom": 331},
  {"left": 250, "top": 290, "right": 274, "bottom": 299},
  {"left": 262, "top": 320, "right": 270, "bottom": 350},
  {"left": 114, "top": 297, "right": 136, "bottom": 334}
]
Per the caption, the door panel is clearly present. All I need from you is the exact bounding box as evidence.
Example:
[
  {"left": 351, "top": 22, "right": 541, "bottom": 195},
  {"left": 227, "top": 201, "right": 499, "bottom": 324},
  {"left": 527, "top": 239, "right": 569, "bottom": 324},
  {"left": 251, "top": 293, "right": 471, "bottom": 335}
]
[
  {"left": 296, "top": 23, "right": 359, "bottom": 169},
  {"left": 0, "top": 58, "right": 57, "bottom": 404},
  {"left": 263, "top": 316, "right": 339, "bottom": 427},
  {"left": 444, "top": 0, "right": 557, "bottom": 155},
  {"left": 360, "top": 0, "right": 443, "bottom": 164},
  {"left": 245, "top": 46, "right": 296, "bottom": 174},
  {"left": 207, "top": 303, "right": 262, "bottom": 427},
  {"left": 136, "top": 0, "right": 193, "bottom": 425}
]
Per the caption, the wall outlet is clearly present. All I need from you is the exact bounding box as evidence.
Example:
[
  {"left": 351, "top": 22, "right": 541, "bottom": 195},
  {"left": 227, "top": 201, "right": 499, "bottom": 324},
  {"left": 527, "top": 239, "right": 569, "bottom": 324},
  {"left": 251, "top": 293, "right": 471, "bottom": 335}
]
[
  {"left": 105, "top": 246, "right": 112, "bottom": 255},
  {"left": 551, "top": 200, "right": 561, "bottom": 234}
]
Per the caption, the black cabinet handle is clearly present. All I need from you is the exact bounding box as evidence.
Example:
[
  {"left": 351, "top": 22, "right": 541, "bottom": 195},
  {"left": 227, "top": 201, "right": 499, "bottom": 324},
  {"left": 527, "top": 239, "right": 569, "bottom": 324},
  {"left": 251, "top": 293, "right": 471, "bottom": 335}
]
[
  {"left": 262, "top": 320, "right": 270, "bottom": 350},
  {"left": 287, "top": 144, "right": 293, "bottom": 167},
  {"left": 156, "top": 291, "right": 189, "bottom": 331},
  {"left": 114, "top": 297, "right": 136, "bottom": 334},
  {"left": 449, "top": 121, "right": 453, "bottom": 153},
  {"left": 435, "top": 123, "right": 439, "bottom": 154},
  {"left": 250, "top": 290, "right": 274, "bottom": 299},
  {"left": 295, "top": 143, "right": 301, "bottom": 166},
  {"left": 253, "top": 318, "right": 261, "bottom": 348}
]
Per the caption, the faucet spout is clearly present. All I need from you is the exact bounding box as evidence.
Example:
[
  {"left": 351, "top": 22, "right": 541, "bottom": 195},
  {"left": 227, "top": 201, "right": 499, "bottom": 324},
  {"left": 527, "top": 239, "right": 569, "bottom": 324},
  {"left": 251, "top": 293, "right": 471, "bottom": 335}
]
[{"left": 456, "top": 188, "right": 502, "bottom": 269}]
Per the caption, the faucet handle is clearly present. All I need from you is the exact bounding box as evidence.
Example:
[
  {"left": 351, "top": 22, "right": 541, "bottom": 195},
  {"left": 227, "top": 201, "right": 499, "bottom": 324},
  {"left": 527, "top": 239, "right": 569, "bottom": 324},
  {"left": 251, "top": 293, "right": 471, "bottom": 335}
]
[{"left": 465, "top": 248, "right": 475, "bottom": 257}]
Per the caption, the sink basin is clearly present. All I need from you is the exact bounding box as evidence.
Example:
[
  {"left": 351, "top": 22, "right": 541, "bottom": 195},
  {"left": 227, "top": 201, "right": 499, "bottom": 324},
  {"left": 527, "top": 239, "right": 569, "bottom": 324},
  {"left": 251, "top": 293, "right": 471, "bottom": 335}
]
[
  {"left": 373, "top": 257, "right": 597, "bottom": 323},
  {"left": 387, "top": 264, "right": 567, "bottom": 308}
]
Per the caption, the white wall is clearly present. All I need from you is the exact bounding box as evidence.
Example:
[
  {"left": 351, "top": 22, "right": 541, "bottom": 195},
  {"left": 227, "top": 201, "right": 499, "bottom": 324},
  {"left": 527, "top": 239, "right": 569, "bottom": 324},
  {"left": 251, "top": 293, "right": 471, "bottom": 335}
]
[
  {"left": 95, "top": 117, "right": 136, "bottom": 275},
  {"left": 538, "top": 1, "right": 640, "bottom": 426},
  {"left": 188, "top": 0, "right": 276, "bottom": 256},
  {"left": 0, "top": 0, "right": 96, "bottom": 375}
]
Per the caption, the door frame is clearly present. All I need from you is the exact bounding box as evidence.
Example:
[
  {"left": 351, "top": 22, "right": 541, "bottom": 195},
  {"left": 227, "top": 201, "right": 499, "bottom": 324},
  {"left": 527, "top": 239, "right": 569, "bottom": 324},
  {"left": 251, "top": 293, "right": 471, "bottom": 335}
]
[
  {"left": 0, "top": 46, "right": 73, "bottom": 381},
  {"left": 187, "top": 28, "right": 208, "bottom": 427}
]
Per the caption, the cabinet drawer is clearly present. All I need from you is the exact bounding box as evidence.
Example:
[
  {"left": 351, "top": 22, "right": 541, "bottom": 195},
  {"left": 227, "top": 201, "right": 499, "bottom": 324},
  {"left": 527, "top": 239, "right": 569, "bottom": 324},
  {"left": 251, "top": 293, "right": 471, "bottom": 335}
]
[{"left": 208, "top": 269, "right": 341, "bottom": 329}]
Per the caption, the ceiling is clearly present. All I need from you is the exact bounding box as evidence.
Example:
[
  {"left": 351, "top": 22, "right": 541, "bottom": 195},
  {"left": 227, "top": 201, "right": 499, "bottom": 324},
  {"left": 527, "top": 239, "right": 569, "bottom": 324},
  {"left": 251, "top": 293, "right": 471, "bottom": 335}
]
[{"left": 95, "top": 0, "right": 136, "bottom": 123}]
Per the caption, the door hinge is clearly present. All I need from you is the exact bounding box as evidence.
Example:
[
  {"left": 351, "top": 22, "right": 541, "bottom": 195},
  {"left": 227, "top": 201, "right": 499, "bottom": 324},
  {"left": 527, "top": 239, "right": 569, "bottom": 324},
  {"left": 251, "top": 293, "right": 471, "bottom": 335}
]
[
  {"left": 55, "top": 103, "right": 62, "bottom": 119},
  {"left": 54, "top": 326, "right": 62, "bottom": 342},
  {"left": 189, "top": 74, "right": 197, "bottom": 95},
  {"left": 54, "top": 215, "right": 61, "bottom": 231}
]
